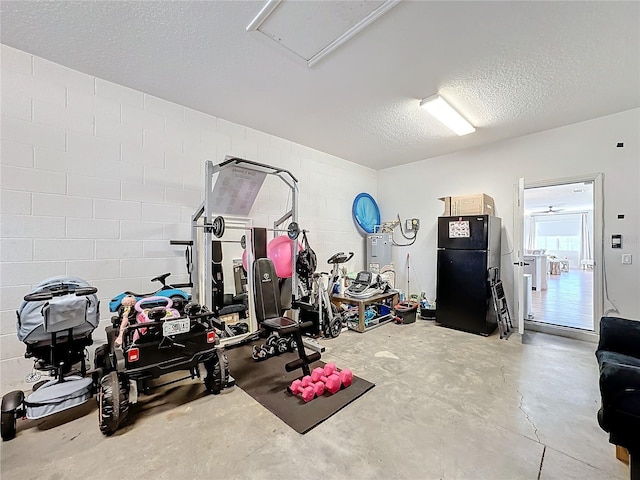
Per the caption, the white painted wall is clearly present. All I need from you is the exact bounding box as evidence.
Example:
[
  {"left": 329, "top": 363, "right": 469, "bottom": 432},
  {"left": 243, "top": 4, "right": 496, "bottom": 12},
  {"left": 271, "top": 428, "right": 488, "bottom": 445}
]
[
  {"left": 377, "top": 108, "right": 640, "bottom": 320},
  {"left": 0, "top": 45, "right": 375, "bottom": 391}
]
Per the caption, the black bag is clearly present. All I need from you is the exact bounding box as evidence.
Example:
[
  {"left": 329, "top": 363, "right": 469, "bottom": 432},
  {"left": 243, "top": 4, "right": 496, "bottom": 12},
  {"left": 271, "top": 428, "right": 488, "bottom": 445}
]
[{"left": 296, "top": 230, "right": 317, "bottom": 280}]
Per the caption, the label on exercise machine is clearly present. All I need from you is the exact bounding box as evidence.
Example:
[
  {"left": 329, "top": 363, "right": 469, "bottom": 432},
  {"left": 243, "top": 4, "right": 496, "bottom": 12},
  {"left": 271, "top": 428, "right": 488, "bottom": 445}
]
[{"left": 209, "top": 167, "right": 267, "bottom": 215}]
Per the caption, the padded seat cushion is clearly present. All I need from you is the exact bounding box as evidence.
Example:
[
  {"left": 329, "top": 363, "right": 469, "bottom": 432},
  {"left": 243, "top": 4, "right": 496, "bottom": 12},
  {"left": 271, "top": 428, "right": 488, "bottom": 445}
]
[
  {"left": 219, "top": 304, "right": 247, "bottom": 316},
  {"left": 597, "top": 351, "right": 640, "bottom": 399},
  {"left": 254, "top": 258, "right": 282, "bottom": 321},
  {"left": 597, "top": 350, "right": 640, "bottom": 369},
  {"left": 598, "top": 316, "right": 640, "bottom": 358},
  {"left": 263, "top": 317, "right": 296, "bottom": 329}
]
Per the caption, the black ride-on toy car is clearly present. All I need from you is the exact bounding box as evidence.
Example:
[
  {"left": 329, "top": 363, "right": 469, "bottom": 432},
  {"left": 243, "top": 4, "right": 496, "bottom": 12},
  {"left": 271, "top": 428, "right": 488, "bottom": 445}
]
[
  {"left": 96, "top": 299, "right": 232, "bottom": 435},
  {"left": 1, "top": 277, "right": 100, "bottom": 441}
]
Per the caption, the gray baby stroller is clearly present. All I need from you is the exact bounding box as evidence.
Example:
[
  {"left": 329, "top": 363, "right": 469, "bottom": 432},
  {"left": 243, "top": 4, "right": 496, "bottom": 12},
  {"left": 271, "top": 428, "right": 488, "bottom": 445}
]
[{"left": 1, "top": 276, "right": 100, "bottom": 441}]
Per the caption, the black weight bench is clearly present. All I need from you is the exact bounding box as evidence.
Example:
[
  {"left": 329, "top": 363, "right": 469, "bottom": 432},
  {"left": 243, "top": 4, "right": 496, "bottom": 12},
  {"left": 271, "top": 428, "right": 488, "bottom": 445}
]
[{"left": 254, "top": 258, "right": 320, "bottom": 376}]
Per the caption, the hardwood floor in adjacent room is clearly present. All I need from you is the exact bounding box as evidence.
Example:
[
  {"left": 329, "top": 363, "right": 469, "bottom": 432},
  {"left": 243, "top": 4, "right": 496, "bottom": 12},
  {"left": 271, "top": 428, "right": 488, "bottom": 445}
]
[{"left": 530, "top": 268, "right": 593, "bottom": 330}]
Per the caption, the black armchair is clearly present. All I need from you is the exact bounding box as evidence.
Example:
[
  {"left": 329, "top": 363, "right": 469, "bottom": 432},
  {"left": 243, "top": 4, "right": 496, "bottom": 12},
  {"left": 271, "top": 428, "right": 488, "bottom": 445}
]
[{"left": 596, "top": 316, "right": 640, "bottom": 480}]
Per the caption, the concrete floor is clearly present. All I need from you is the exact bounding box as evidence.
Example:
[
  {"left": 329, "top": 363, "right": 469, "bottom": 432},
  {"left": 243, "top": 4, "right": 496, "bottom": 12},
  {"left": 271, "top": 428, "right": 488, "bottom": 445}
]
[{"left": 0, "top": 321, "right": 628, "bottom": 480}]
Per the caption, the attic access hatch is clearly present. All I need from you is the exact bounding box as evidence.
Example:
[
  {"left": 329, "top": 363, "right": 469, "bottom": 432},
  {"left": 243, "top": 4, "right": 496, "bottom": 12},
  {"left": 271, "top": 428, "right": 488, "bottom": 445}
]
[{"left": 247, "top": 0, "right": 399, "bottom": 67}]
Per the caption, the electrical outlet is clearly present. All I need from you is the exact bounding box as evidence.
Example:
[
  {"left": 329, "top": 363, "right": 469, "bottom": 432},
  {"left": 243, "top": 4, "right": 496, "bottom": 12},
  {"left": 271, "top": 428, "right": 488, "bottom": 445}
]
[
  {"left": 404, "top": 218, "right": 420, "bottom": 231},
  {"left": 622, "top": 254, "right": 632, "bottom": 265}
]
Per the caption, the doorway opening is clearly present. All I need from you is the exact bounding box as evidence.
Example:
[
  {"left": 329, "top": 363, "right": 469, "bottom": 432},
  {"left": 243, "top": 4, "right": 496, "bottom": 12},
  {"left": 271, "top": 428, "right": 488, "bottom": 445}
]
[{"left": 523, "top": 181, "right": 595, "bottom": 331}]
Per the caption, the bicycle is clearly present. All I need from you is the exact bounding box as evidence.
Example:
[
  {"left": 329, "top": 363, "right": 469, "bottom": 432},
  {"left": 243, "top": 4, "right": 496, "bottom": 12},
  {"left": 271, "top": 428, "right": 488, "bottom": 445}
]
[{"left": 297, "top": 252, "right": 354, "bottom": 338}]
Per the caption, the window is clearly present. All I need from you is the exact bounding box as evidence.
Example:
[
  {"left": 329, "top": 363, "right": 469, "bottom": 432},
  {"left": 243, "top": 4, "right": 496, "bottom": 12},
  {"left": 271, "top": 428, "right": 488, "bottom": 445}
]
[{"left": 534, "top": 214, "right": 581, "bottom": 252}]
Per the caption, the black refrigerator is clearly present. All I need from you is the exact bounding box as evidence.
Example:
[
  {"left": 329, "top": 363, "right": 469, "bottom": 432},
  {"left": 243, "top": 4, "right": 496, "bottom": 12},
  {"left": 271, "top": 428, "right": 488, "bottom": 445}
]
[{"left": 436, "top": 215, "right": 501, "bottom": 336}]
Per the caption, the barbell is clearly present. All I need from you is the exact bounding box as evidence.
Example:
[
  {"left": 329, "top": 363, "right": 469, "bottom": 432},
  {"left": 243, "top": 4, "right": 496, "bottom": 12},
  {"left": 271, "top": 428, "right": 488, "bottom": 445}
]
[{"left": 201, "top": 216, "right": 301, "bottom": 240}]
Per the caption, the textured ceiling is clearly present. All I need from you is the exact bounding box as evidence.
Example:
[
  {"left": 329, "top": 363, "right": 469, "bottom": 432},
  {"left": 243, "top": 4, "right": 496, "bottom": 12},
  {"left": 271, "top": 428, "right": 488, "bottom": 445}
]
[
  {"left": 1, "top": 1, "right": 638, "bottom": 170},
  {"left": 254, "top": 1, "right": 389, "bottom": 62},
  {"left": 525, "top": 182, "right": 594, "bottom": 213}
]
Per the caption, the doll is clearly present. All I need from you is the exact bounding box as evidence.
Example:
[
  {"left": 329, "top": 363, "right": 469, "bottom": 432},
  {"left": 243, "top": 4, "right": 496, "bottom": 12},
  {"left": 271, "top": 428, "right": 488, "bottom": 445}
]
[{"left": 115, "top": 295, "right": 136, "bottom": 347}]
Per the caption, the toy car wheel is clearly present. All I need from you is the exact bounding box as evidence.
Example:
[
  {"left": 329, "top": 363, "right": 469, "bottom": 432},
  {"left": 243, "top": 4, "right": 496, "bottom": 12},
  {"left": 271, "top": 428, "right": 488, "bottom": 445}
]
[
  {"left": 32, "top": 380, "right": 47, "bottom": 392},
  {"left": 105, "top": 326, "right": 117, "bottom": 351},
  {"left": 1, "top": 411, "right": 16, "bottom": 441},
  {"left": 204, "top": 350, "right": 228, "bottom": 395},
  {"left": 94, "top": 344, "right": 112, "bottom": 371},
  {"left": 98, "top": 372, "right": 129, "bottom": 436}
]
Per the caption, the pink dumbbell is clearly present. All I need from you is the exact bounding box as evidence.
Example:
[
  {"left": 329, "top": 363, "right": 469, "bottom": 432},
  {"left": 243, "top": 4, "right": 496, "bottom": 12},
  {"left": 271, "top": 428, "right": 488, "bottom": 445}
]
[
  {"left": 300, "top": 376, "right": 325, "bottom": 396},
  {"left": 311, "top": 367, "right": 340, "bottom": 394},
  {"left": 323, "top": 363, "right": 353, "bottom": 388},
  {"left": 289, "top": 379, "right": 314, "bottom": 402},
  {"left": 289, "top": 377, "right": 324, "bottom": 402},
  {"left": 311, "top": 364, "right": 353, "bottom": 394}
]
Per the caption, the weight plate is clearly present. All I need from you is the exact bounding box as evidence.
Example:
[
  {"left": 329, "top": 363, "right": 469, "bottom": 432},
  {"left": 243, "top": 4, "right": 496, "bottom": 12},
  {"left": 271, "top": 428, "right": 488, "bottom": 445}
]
[
  {"left": 266, "top": 333, "right": 279, "bottom": 347},
  {"left": 252, "top": 345, "right": 267, "bottom": 361},
  {"left": 276, "top": 337, "right": 289, "bottom": 354},
  {"left": 287, "top": 222, "right": 300, "bottom": 240},
  {"left": 234, "top": 322, "right": 249, "bottom": 334},
  {"left": 240, "top": 235, "right": 246, "bottom": 249},
  {"left": 212, "top": 216, "right": 225, "bottom": 239}
]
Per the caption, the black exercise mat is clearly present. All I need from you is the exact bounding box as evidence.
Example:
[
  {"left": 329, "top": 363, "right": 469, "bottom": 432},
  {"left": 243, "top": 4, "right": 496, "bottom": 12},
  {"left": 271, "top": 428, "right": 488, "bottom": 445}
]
[{"left": 225, "top": 344, "right": 375, "bottom": 434}]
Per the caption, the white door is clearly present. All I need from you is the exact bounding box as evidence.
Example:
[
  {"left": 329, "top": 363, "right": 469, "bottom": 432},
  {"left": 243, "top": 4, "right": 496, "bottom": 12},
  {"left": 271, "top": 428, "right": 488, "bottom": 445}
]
[
  {"left": 519, "top": 174, "right": 604, "bottom": 338},
  {"left": 513, "top": 178, "right": 526, "bottom": 335}
]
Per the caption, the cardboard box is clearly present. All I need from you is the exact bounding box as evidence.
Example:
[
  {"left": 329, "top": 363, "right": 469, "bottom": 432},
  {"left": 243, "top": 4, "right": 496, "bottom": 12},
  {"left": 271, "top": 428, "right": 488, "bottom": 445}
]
[
  {"left": 440, "top": 194, "right": 495, "bottom": 216},
  {"left": 220, "top": 312, "right": 240, "bottom": 325}
]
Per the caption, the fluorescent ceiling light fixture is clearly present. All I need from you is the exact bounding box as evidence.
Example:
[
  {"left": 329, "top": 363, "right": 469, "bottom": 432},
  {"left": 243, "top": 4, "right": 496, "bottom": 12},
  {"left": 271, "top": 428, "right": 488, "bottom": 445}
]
[{"left": 420, "top": 95, "right": 475, "bottom": 136}]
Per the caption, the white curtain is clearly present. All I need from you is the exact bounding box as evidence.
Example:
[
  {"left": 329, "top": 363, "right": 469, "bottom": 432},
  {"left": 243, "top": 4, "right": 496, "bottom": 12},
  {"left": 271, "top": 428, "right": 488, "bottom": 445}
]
[
  {"left": 580, "top": 212, "right": 593, "bottom": 262},
  {"left": 526, "top": 216, "right": 536, "bottom": 252}
]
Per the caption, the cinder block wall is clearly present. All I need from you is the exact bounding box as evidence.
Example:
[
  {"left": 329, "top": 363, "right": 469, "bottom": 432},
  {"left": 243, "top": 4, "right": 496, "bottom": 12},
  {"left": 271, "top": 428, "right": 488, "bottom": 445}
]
[{"left": 0, "top": 45, "right": 376, "bottom": 391}]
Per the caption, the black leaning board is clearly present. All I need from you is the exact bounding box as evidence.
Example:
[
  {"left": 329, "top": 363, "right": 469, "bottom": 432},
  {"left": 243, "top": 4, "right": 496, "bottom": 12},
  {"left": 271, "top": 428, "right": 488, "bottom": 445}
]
[
  {"left": 225, "top": 343, "right": 375, "bottom": 434},
  {"left": 212, "top": 240, "right": 224, "bottom": 310}
]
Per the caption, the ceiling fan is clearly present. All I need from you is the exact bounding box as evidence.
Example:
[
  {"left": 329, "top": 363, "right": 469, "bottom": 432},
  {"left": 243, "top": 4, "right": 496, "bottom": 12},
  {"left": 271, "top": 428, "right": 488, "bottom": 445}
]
[{"left": 536, "top": 205, "right": 565, "bottom": 214}]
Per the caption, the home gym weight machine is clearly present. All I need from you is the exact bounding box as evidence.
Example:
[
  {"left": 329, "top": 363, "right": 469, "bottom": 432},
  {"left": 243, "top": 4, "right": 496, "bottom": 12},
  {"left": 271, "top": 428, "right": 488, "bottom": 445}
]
[{"left": 171, "top": 157, "right": 323, "bottom": 352}]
